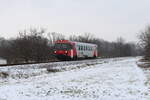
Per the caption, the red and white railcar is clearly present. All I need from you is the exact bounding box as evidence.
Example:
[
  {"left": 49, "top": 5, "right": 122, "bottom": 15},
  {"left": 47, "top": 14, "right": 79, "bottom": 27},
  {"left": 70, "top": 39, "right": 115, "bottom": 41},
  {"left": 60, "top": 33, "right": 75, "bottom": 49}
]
[{"left": 54, "top": 40, "right": 98, "bottom": 60}]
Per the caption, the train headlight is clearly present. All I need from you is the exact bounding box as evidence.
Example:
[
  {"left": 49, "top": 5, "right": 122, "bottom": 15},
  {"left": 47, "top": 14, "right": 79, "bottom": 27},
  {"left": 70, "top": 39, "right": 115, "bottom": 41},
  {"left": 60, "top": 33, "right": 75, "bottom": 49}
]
[{"left": 65, "top": 51, "right": 68, "bottom": 53}]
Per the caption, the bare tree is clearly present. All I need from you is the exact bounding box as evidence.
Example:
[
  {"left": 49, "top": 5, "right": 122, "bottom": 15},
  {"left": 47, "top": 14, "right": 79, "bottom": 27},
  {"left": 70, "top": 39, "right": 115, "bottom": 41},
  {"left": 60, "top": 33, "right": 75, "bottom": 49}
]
[
  {"left": 0, "top": 28, "right": 51, "bottom": 64},
  {"left": 139, "top": 26, "right": 150, "bottom": 60},
  {"left": 47, "top": 32, "right": 65, "bottom": 46},
  {"left": 69, "top": 35, "right": 78, "bottom": 41}
]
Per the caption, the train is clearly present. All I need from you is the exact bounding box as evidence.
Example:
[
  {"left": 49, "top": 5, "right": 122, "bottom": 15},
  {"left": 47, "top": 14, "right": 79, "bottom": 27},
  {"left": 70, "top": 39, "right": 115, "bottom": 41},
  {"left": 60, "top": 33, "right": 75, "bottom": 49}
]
[{"left": 53, "top": 40, "right": 98, "bottom": 60}]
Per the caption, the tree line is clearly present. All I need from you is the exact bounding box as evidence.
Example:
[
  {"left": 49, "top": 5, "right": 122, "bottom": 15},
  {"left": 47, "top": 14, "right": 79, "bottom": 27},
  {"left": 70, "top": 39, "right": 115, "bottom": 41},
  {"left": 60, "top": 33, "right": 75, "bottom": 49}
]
[{"left": 0, "top": 28, "right": 143, "bottom": 64}]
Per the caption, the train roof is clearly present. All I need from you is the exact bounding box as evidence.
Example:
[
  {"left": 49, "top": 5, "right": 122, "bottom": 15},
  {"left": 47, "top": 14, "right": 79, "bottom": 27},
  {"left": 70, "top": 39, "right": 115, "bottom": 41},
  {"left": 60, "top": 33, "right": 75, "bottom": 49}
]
[{"left": 55, "top": 40, "right": 97, "bottom": 46}]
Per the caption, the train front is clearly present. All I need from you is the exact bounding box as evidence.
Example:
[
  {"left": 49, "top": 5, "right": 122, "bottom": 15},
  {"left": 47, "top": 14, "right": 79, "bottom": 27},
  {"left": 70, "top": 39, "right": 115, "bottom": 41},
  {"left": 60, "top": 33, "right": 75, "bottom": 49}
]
[{"left": 53, "top": 40, "right": 75, "bottom": 60}]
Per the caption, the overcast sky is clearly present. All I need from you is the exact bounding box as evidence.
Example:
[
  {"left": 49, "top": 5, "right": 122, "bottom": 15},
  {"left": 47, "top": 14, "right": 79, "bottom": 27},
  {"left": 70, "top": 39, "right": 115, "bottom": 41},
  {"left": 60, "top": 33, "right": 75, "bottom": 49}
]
[{"left": 0, "top": 0, "right": 150, "bottom": 42}]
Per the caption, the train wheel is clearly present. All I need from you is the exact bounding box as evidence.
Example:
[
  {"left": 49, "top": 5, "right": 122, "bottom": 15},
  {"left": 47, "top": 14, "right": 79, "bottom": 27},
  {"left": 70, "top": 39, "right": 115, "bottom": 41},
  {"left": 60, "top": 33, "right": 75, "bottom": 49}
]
[
  {"left": 73, "top": 56, "right": 77, "bottom": 60},
  {"left": 93, "top": 55, "right": 96, "bottom": 58}
]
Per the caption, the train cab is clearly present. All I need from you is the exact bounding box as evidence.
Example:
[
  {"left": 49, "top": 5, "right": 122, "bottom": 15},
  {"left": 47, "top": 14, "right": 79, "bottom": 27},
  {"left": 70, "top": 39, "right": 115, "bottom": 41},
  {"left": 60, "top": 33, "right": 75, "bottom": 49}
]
[{"left": 54, "top": 40, "right": 77, "bottom": 60}]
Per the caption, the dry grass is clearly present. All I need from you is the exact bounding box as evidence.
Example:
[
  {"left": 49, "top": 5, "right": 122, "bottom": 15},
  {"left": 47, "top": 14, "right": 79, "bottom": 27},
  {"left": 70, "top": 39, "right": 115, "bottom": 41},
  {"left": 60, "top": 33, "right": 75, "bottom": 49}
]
[
  {"left": 0, "top": 72, "right": 9, "bottom": 78},
  {"left": 137, "top": 59, "right": 150, "bottom": 68}
]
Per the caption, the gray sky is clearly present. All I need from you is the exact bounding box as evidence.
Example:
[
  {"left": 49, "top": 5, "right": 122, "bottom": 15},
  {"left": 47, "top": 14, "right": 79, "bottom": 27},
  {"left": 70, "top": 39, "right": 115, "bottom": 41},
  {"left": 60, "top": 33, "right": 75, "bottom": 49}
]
[{"left": 0, "top": 0, "right": 150, "bottom": 42}]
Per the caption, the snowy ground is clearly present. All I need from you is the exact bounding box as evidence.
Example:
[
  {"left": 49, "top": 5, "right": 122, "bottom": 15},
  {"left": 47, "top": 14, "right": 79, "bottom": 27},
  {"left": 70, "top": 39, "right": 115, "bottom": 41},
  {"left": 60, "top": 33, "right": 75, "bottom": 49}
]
[
  {"left": 0, "top": 57, "right": 149, "bottom": 100},
  {"left": 142, "top": 67, "right": 150, "bottom": 96},
  {"left": 137, "top": 60, "right": 150, "bottom": 98}
]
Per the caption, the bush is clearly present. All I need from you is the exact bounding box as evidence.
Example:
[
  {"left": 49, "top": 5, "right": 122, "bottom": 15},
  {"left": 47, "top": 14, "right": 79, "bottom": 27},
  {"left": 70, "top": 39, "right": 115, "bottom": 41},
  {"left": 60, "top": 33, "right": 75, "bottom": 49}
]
[{"left": 0, "top": 28, "right": 51, "bottom": 64}]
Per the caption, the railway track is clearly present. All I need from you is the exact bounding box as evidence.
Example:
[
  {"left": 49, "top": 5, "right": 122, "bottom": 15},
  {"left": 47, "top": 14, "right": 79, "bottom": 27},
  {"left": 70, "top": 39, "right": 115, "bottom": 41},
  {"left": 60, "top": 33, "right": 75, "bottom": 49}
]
[
  {"left": 0, "top": 58, "right": 103, "bottom": 82},
  {"left": 0, "top": 58, "right": 101, "bottom": 67},
  {"left": 0, "top": 57, "right": 128, "bottom": 81},
  {"left": 0, "top": 60, "right": 59, "bottom": 67}
]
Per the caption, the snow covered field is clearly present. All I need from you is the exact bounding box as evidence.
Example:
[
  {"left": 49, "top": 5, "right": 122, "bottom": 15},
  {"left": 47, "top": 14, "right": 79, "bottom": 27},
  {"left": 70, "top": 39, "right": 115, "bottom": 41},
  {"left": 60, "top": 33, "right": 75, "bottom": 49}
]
[{"left": 0, "top": 57, "right": 149, "bottom": 100}]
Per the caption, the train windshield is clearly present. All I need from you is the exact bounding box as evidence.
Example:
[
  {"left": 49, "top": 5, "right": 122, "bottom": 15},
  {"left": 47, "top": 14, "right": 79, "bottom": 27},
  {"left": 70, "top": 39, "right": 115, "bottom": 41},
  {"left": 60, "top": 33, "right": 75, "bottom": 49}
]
[{"left": 54, "top": 43, "right": 73, "bottom": 50}]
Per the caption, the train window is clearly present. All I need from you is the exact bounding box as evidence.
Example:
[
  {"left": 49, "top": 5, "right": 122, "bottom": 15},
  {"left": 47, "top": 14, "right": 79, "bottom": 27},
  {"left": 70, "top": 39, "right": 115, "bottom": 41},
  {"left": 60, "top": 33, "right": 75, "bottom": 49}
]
[
  {"left": 90, "top": 47, "right": 92, "bottom": 51},
  {"left": 79, "top": 45, "right": 81, "bottom": 50},
  {"left": 78, "top": 45, "right": 80, "bottom": 50},
  {"left": 89, "top": 47, "right": 91, "bottom": 51},
  {"left": 80, "top": 46, "right": 82, "bottom": 50},
  {"left": 86, "top": 46, "right": 88, "bottom": 50},
  {"left": 89, "top": 47, "right": 90, "bottom": 51},
  {"left": 54, "top": 43, "right": 72, "bottom": 50},
  {"left": 88, "top": 47, "right": 90, "bottom": 51}
]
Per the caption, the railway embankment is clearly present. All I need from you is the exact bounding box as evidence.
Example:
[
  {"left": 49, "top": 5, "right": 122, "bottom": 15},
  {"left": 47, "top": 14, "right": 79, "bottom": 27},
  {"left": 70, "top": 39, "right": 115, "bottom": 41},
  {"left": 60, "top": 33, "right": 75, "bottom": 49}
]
[{"left": 137, "top": 59, "right": 150, "bottom": 96}]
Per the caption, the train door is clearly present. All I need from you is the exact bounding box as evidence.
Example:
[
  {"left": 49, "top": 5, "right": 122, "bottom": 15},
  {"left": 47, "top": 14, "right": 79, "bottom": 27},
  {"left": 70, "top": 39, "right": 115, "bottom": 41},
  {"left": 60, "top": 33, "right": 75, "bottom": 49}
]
[{"left": 76, "top": 44, "right": 84, "bottom": 58}]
